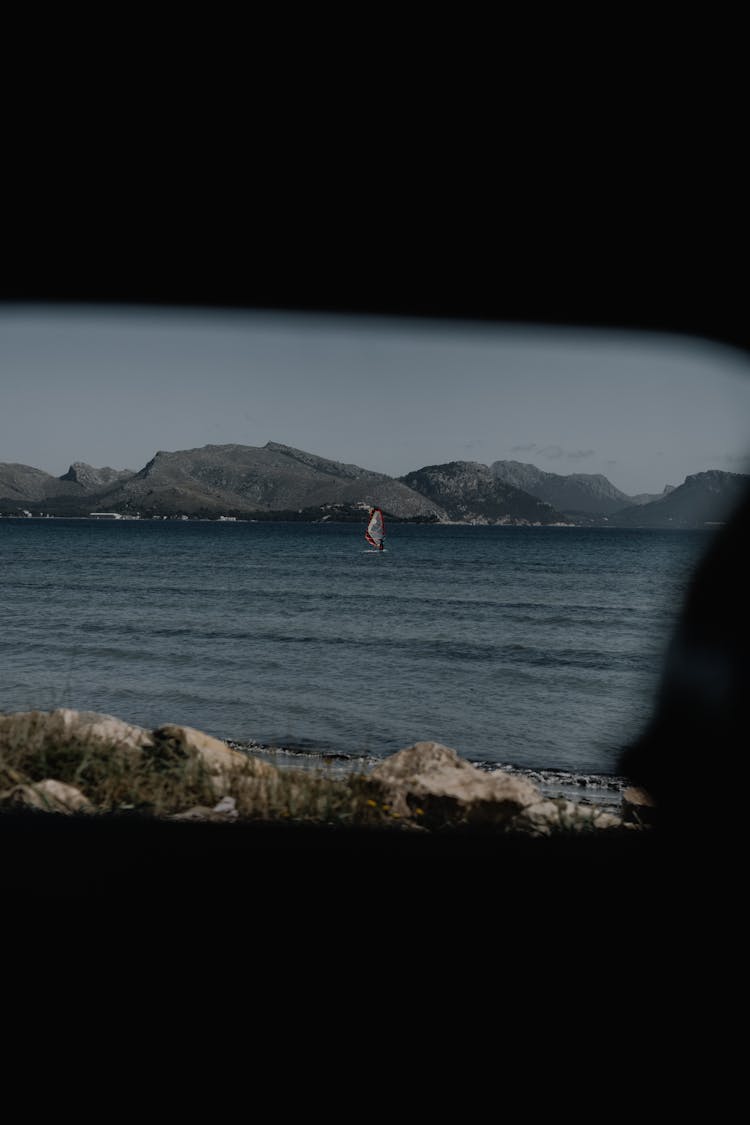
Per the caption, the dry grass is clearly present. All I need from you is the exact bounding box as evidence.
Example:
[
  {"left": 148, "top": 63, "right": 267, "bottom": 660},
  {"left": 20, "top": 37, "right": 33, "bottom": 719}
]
[
  {"left": 0, "top": 712, "right": 215, "bottom": 815},
  {"left": 0, "top": 712, "right": 409, "bottom": 827},
  {"left": 230, "top": 767, "right": 409, "bottom": 828}
]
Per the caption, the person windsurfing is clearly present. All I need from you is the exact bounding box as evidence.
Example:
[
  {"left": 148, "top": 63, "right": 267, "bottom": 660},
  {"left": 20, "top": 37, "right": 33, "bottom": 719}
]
[{"left": 366, "top": 506, "right": 385, "bottom": 551}]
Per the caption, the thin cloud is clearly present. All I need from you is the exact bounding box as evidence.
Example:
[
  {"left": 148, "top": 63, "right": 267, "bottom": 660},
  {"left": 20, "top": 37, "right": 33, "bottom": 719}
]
[
  {"left": 510, "top": 443, "right": 537, "bottom": 453},
  {"left": 538, "top": 445, "right": 595, "bottom": 461}
]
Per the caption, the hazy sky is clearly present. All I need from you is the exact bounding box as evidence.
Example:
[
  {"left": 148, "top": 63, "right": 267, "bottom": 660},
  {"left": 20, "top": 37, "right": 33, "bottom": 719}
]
[{"left": 2, "top": 304, "right": 749, "bottom": 496}]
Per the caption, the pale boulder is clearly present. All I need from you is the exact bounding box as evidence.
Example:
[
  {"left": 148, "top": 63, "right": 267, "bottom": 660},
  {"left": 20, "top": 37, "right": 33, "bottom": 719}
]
[
  {"left": 371, "top": 741, "right": 541, "bottom": 826},
  {"left": 0, "top": 708, "right": 151, "bottom": 756},
  {"left": 54, "top": 708, "right": 152, "bottom": 751},
  {"left": 150, "top": 724, "right": 278, "bottom": 796},
  {"left": 7, "top": 779, "right": 91, "bottom": 814}
]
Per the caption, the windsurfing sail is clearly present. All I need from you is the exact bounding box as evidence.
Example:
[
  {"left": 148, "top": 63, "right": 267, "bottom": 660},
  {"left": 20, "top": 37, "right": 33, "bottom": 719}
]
[{"left": 365, "top": 506, "right": 385, "bottom": 549}]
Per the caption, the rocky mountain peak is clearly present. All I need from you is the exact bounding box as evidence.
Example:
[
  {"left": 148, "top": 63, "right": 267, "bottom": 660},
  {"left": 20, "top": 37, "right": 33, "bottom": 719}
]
[
  {"left": 399, "top": 461, "right": 565, "bottom": 524},
  {"left": 59, "top": 462, "right": 134, "bottom": 489}
]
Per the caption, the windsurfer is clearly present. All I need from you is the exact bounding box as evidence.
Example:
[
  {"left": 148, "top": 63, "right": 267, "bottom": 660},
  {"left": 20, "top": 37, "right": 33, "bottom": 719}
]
[{"left": 366, "top": 506, "right": 386, "bottom": 551}]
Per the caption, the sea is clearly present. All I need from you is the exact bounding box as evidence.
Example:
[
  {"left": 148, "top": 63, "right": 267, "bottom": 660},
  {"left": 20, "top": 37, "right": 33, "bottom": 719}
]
[{"left": 0, "top": 518, "right": 713, "bottom": 808}]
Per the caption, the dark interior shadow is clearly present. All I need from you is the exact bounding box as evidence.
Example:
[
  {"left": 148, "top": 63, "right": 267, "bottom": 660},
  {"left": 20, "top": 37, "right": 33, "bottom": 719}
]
[{"left": 620, "top": 481, "right": 750, "bottom": 846}]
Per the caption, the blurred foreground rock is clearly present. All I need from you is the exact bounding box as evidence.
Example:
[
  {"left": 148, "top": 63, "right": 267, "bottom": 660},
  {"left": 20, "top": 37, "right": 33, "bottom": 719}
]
[
  {"left": 7, "top": 778, "right": 92, "bottom": 814},
  {"left": 621, "top": 785, "right": 656, "bottom": 826}
]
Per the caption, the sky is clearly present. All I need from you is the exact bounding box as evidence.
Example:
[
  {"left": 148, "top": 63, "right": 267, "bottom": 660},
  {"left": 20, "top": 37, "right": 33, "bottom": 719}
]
[{"left": 1, "top": 304, "right": 749, "bottom": 497}]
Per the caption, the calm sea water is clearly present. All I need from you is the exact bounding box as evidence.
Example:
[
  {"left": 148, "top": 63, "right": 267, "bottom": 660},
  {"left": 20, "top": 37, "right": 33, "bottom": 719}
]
[{"left": 0, "top": 518, "right": 711, "bottom": 800}]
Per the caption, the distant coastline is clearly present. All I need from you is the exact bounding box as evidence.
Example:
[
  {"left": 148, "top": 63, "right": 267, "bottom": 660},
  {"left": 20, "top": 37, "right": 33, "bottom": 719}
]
[
  {"left": 0, "top": 512, "right": 724, "bottom": 531},
  {"left": 2, "top": 442, "right": 747, "bottom": 528}
]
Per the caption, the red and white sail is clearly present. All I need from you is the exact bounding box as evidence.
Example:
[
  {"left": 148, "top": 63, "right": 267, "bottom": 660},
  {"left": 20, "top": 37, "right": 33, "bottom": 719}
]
[{"left": 365, "top": 506, "right": 385, "bottom": 549}]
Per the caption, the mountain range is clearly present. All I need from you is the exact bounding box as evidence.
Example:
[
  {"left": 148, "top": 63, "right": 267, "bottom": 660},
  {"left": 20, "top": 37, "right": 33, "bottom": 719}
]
[
  {"left": 1, "top": 442, "right": 747, "bottom": 529},
  {"left": 489, "top": 461, "right": 672, "bottom": 515}
]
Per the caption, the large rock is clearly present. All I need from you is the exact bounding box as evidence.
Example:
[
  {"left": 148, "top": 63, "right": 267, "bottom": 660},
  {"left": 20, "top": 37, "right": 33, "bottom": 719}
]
[
  {"left": 149, "top": 724, "right": 277, "bottom": 796},
  {"left": 370, "top": 741, "right": 541, "bottom": 828},
  {"left": 0, "top": 708, "right": 152, "bottom": 755},
  {"left": 54, "top": 708, "right": 152, "bottom": 751}
]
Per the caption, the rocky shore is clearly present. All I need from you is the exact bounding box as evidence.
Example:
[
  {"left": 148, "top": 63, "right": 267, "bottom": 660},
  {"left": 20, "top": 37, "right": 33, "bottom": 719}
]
[
  {"left": 0, "top": 708, "right": 653, "bottom": 834},
  {"left": 0, "top": 706, "right": 675, "bottom": 969}
]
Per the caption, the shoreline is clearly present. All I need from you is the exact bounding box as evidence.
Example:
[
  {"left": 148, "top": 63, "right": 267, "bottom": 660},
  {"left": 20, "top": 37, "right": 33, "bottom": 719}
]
[
  {"left": 0, "top": 514, "right": 723, "bottom": 530},
  {"left": 228, "top": 738, "right": 629, "bottom": 810}
]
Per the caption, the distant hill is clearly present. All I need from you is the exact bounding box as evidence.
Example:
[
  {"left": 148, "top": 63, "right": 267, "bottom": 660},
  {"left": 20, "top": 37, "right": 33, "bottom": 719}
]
[
  {"left": 628, "top": 485, "right": 676, "bottom": 506},
  {"left": 0, "top": 461, "right": 135, "bottom": 513},
  {"left": 608, "top": 470, "right": 750, "bottom": 528},
  {"left": 399, "top": 462, "right": 568, "bottom": 524},
  {"left": 77, "top": 442, "right": 447, "bottom": 520},
  {"left": 3, "top": 446, "right": 747, "bottom": 528},
  {"left": 0, "top": 463, "right": 81, "bottom": 502},
  {"left": 490, "top": 460, "right": 634, "bottom": 515}
]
